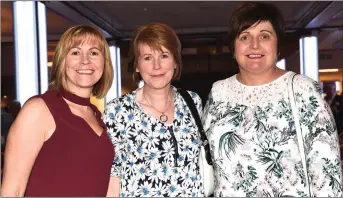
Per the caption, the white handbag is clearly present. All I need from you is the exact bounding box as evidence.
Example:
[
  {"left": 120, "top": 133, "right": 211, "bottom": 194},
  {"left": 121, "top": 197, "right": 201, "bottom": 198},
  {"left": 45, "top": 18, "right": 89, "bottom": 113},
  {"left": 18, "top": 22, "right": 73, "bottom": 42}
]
[
  {"left": 287, "top": 73, "right": 312, "bottom": 196},
  {"left": 178, "top": 90, "right": 215, "bottom": 197},
  {"left": 199, "top": 143, "right": 215, "bottom": 196}
]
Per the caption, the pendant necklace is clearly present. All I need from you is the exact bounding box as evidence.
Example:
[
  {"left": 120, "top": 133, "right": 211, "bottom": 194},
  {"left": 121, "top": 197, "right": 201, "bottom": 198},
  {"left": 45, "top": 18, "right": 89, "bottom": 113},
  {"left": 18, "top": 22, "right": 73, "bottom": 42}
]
[{"left": 143, "top": 89, "right": 172, "bottom": 123}]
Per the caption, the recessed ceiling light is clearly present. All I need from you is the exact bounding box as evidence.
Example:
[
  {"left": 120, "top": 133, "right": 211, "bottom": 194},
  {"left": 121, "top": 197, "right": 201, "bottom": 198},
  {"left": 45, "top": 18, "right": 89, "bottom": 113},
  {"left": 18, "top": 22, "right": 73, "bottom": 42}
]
[{"left": 319, "top": 69, "right": 339, "bottom": 73}]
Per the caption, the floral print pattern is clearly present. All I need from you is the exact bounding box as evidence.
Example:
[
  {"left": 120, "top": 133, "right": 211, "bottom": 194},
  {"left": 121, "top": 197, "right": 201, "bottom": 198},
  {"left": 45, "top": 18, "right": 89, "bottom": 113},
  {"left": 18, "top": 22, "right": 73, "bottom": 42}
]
[
  {"left": 202, "top": 71, "right": 343, "bottom": 197},
  {"left": 103, "top": 86, "right": 204, "bottom": 197}
]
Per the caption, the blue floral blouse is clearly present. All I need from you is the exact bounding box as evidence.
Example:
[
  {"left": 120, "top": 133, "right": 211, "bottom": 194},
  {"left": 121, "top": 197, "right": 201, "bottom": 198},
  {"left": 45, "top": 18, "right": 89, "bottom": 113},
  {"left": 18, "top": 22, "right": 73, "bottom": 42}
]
[{"left": 103, "top": 86, "right": 204, "bottom": 197}]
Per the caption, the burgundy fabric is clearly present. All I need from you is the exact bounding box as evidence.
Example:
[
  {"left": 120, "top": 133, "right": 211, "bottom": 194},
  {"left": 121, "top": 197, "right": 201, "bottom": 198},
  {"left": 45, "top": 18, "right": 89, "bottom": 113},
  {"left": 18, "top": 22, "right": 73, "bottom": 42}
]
[{"left": 24, "top": 90, "right": 114, "bottom": 197}]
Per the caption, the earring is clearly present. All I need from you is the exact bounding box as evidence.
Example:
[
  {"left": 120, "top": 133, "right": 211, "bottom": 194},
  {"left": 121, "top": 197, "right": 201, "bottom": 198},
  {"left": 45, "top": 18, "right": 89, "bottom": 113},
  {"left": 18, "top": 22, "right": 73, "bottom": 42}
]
[{"left": 233, "top": 55, "right": 236, "bottom": 59}]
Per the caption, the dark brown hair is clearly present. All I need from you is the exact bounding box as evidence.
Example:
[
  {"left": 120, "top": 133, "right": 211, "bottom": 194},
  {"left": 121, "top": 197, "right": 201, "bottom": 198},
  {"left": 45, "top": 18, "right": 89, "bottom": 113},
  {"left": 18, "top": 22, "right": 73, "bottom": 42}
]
[
  {"left": 50, "top": 25, "right": 114, "bottom": 98},
  {"left": 228, "top": 2, "right": 285, "bottom": 54},
  {"left": 127, "top": 22, "right": 182, "bottom": 84}
]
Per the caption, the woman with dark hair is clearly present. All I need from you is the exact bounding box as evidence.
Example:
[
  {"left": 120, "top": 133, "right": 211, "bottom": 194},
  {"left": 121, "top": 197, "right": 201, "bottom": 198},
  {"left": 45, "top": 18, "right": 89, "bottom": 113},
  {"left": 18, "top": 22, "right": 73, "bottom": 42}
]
[
  {"left": 202, "top": 2, "right": 342, "bottom": 197},
  {"left": 103, "top": 22, "right": 204, "bottom": 197},
  {"left": 2, "top": 25, "right": 114, "bottom": 197}
]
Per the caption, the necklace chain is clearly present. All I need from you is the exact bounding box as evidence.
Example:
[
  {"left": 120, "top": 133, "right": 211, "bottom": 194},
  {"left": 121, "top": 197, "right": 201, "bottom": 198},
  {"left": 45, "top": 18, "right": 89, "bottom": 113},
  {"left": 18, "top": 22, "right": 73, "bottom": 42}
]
[{"left": 142, "top": 89, "right": 172, "bottom": 123}]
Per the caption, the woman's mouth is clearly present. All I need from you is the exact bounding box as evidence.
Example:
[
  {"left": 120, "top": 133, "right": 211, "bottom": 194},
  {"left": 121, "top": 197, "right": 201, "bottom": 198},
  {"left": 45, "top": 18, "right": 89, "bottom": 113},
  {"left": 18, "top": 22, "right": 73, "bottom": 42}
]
[
  {"left": 246, "top": 54, "right": 264, "bottom": 58},
  {"left": 76, "top": 69, "right": 94, "bottom": 74},
  {"left": 151, "top": 74, "right": 164, "bottom": 77}
]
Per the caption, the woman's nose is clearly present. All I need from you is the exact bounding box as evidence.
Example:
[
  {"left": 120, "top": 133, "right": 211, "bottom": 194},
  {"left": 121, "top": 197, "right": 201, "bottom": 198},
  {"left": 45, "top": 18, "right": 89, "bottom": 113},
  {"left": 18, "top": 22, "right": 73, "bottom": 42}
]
[
  {"left": 81, "top": 53, "right": 90, "bottom": 64},
  {"left": 153, "top": 58, "right": 161, "bottom": 70},
  {"left": 250, "top": 37, "right": 260, "bottom": 49}
]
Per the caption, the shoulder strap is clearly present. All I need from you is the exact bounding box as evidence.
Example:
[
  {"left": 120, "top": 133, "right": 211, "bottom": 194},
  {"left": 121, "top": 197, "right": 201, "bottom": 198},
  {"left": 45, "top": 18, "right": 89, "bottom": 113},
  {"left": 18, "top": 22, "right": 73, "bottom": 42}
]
[
  {"left": 287, "top": 73, "right": 311, "bottom": 196},
  {"left": 178, "top": 89, "right": 213, "bottom": 165}
]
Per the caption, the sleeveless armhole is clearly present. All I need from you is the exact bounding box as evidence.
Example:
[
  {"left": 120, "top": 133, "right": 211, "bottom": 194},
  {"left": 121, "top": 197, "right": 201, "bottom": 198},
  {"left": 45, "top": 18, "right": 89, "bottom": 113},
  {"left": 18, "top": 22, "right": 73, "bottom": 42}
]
[{"left": 29, "top": 91, "right": 59, "bottom": 141}]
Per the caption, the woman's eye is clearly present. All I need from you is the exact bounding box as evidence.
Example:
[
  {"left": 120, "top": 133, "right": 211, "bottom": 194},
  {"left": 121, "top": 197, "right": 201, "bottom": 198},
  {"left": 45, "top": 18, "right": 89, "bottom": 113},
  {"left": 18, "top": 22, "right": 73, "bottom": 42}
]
[
  {"left": 90, "top": 51, "right": 99, "bottom": 56},
  {"left": 71, "top": 51, "right": 79, "bottom": 55},
  {"left": 240, "top": 35, "right": 249, "bottom": 41},
  {"left": 143, "top": 56, "right": 151, "bottom": 61},
  {"left": 261, "top": 34, "right": 270, "bottom": 40},
  {"left": 162, "top": 54, "right": 169, "bottom": 58}
]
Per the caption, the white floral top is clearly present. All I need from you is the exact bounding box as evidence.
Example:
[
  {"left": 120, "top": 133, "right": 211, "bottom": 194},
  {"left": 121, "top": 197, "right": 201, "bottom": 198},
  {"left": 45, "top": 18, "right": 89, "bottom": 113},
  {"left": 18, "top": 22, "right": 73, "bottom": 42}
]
[
  {"left": 202, "top": 71, "right": 343, "bottom": 197},
  {"left": 103, "top": 86, "right": 204, "bottom": 197}
]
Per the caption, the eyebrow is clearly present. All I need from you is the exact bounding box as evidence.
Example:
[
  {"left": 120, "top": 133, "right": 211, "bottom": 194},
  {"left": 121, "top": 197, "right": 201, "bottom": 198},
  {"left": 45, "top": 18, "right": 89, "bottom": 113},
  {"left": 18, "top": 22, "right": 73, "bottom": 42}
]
[
  {"left": 261, "top": 30, "right": 274, "bottom": 34},
  {"left": 89, "top": 47, "right": 101, "bottom": 50},
  {"left": 71, "top": 46, "right": 100, "bottom": 50},
  {"left": 241, "top": 30, "right": 274, "bottom": 35},
  {"left": 142, "top": 51, "right": 170, "bottom": 56}
]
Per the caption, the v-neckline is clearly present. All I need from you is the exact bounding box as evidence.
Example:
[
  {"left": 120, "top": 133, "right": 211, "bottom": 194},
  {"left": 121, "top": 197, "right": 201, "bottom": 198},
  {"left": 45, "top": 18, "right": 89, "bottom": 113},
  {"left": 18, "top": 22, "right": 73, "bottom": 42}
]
[{"left": 59, "top": 91, "right": 104, "bottom": 138}]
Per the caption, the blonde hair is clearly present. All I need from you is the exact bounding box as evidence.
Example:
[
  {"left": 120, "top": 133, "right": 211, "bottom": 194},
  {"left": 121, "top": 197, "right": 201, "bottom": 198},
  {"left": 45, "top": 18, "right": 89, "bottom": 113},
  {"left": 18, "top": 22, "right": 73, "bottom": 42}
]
[
  {"left": 49, "top": 25, "right": 114, "bottom": 98},
  {"left": 127, "top": 22, "right": 182, "bottom": 84}
]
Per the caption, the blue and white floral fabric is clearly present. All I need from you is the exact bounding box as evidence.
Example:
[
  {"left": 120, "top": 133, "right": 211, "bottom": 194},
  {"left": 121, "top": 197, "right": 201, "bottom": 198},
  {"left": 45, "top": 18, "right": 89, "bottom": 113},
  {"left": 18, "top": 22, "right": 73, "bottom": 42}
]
[
  {"left": 202, "top": 71, "right": 343, "bottom": 197},
  {"left": 103, "top": 86, "right": 204, "bottom": 197}
]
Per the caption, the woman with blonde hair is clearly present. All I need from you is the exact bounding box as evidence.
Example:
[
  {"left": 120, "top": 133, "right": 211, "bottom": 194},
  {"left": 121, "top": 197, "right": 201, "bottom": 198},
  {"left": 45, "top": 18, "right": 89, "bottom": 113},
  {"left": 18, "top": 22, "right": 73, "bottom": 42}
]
[{"left": 1, "top": 25, "right": 115, "bottom": 197}]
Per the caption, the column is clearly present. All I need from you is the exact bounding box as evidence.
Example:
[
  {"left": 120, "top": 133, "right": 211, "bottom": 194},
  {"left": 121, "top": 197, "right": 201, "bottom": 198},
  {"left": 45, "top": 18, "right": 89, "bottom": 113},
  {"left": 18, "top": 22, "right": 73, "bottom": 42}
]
[
  {"left": 13, "top": 1, "right": 48, "bottom": 105},
  {"left": 106, "top": 44, "right": 121, "bottom": 103},
  {"left": 299, "top": 34, "right": 319, "bottom": 82}
]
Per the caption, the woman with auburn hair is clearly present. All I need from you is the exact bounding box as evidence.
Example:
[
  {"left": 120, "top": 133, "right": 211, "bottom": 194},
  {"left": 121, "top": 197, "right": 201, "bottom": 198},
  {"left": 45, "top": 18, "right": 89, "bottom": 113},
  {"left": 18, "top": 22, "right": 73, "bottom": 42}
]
[
  {"left": 202, "top": 2, "right": 342, "bottom": 197},
  {"left": 1, "top": 25, "right": 114, "bottom": 197},
  {"left": 103, "top": 22, "right": 205, "bottom": 197}
]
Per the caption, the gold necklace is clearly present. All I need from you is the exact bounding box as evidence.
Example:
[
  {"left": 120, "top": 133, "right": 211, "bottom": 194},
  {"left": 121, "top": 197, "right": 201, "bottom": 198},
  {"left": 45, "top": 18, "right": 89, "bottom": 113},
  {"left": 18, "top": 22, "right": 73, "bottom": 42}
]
[{"left": 143, "top": 89, "right": 172, "bottom": 123}]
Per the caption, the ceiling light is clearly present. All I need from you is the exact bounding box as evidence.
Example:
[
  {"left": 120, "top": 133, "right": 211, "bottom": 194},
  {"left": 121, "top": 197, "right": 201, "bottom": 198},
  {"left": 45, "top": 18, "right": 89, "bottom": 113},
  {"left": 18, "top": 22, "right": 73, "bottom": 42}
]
[{"left": 319, "top": 69, "right": 339, "bottom": 73}]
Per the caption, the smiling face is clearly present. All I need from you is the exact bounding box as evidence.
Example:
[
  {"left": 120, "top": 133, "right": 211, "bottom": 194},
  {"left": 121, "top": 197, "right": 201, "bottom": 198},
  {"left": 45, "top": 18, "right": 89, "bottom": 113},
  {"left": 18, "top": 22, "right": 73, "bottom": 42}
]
[
  {"left": 64, "top": 42, "right": 104, "bottom": 94},
  {"left": 136, "top": 44, "right": 176, "bottom": 90},
  {"left": 234, "top": 21, "right": 278, "bottom": 75}
]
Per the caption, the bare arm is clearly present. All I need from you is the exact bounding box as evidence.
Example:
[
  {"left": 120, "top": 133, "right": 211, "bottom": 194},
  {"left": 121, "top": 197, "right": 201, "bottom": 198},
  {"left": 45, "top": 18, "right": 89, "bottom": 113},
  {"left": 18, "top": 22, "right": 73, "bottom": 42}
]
[
  {"left": 1, "top": 98, "right": 54, "bottom": 197},
  {"left": 106, "top": 177, "right": 120, "bottom": 197}
]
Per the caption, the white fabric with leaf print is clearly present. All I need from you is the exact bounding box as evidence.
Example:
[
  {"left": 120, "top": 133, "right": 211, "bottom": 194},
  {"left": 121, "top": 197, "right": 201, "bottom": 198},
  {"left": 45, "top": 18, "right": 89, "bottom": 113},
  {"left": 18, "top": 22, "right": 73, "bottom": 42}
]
[{"left": 202, "top": 71, "right": 343, "bottom": 197}]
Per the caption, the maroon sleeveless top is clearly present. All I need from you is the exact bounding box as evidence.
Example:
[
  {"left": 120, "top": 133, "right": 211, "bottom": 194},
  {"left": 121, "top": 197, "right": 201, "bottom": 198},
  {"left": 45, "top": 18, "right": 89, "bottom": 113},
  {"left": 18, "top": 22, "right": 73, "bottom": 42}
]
[{"left": 25, "top": 89, "right": 114, "bottom": 197}]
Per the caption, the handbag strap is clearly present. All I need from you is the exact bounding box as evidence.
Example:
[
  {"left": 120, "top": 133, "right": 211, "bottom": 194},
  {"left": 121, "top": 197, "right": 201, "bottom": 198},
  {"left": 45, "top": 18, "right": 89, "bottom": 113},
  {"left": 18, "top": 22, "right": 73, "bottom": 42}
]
[
  {"left": 178, "top": 89, "right": 213, "bottom": 165},
  {"left": 287, "top": 73, "right": 311, "bottom": 195}
]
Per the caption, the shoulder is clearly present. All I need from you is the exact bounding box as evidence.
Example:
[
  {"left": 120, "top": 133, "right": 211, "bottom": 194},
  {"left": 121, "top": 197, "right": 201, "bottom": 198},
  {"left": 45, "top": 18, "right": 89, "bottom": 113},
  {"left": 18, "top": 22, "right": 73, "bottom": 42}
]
[
  {"left": 14, "top": 96, "right": 52, "bottom": 129},
  {"left": 178, "top": 89, "right": 203, "bottom": 115},
  {"left": 104, "top": 91, "right": 136, "bottom": 117},
  {"left": 293, "top": 74, "right": 321, "bottom": 94},
  {"left": 176, "top": 88, "right": 202, "bottom": 104},
  {"left": 186, "top": 90, "right": 202, "bottom": 106},
  {"left": 185, "top": 90, "right": 201, "bottom": 100},
  {"left": 212, "top": 76, "right": 235, "bottom": 91},
  {"left": 107, "top": 92, "right": 135, "bottom": 107},
  {"left": 22, "top": 96, "right": 49, "bottom": 115},
  {"left": 210, "top": 75, "right": 236, "bottom": 101}
]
